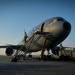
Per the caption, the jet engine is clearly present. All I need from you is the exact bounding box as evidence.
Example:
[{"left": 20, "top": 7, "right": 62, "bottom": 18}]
[
  {"left": 51, "top": 46, "right": 60, "bottom": 55},
  {"left": 5, "top": 47, "right": 14, "bottom": 56}
]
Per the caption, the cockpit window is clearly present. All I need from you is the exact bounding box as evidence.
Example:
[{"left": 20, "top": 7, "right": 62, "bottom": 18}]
[{"left": 57, "top": 18, "right": 63, "bottom": 21}]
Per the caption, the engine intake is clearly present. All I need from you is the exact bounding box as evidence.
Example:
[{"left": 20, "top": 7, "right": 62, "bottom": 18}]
[
  {"left": 51, "top": 46, "right": 60, "bottom": 55},
  {"left": 5, "top": 47, "right": 14, "bottom": 56}
]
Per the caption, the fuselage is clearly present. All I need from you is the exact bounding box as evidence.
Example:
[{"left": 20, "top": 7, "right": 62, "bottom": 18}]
[{"left": 23, "top": 17, "right": 71, "bottom": 53}]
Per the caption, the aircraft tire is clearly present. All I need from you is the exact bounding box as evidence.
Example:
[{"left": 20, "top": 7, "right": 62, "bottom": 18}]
[
  {"left": 28, "top": 55, "right": 32, "bottom": 58},
  {"left": 11, "top": 57, "right": 18, "bottom": 62},
  {"left": 47, "top": 55, "right": 51, "bottom": 58},
  {"left": 59, "top": 55, "right": 65, "bottom": 61},
  {"left": 42, "top": 55, "right": 46, "bottom": 61}
]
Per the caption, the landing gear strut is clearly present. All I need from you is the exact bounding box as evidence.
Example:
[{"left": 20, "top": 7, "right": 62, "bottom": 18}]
[{"left": 40, "top": 37, "right": 47, "bottom": 60}]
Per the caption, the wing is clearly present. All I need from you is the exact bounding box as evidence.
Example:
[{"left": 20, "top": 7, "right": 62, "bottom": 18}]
[
  {"left": 0, "top": 44, "right": 24, "bottom": 56},
  {"left": 0, "top": 45, "right": 23, "bottom": 50}
]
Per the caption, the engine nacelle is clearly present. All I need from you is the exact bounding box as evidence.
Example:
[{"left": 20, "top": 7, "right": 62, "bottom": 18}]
[
  {"left": 51, "top": 46, "right": 60, "bottom": 55},
  {"left": 5, "top": 47, "right": 14, "bottom": 56}
]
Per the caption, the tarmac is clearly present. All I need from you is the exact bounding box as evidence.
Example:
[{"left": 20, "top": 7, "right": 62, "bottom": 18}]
[{"left": 0, "top": 55, "right": 75, "bottom": 75}]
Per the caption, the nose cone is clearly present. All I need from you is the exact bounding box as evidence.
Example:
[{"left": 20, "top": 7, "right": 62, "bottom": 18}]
[{"left": 63, "top": 22, "right": 71, "bottom": 31}]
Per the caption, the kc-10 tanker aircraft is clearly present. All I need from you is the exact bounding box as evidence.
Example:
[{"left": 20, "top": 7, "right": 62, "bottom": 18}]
[{"left": 0, "top": 17, "right": 71, "bottom": 62}]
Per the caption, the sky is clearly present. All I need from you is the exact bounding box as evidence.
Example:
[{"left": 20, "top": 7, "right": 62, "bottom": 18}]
[{"left": 0, "top": 0, "right": 75, "bottom": 55}]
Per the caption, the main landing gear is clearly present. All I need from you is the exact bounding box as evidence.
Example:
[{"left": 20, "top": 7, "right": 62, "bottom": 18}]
[
  {"left": 11, "top": 56, "right": 18, "bottom": 62},
  {"left": 10, "top": 49, "right": 26, "bottom": 62},
  {"left": 39, "top": 37, "right": 50, "bottom": 61},
  {"left": 39, "top": 36, "right": 52, "bottom": 61}
]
